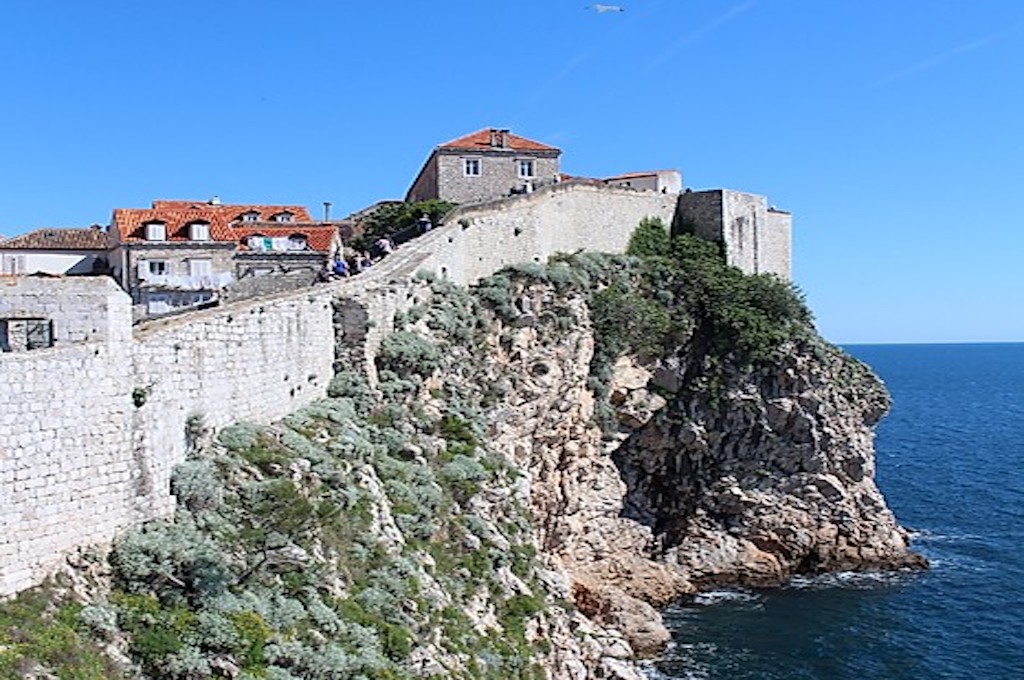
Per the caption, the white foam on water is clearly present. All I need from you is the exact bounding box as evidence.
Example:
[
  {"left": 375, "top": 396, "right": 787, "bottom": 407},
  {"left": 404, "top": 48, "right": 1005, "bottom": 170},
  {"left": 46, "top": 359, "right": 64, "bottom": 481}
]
[
  {"left": 786, "top": 570, "right": 909, "bottom": 590},
  {"left": 692, "top": 589, "right": 762, "bottom": 606},
  {"left": 910, "top": 529, "right": 981, "bottom": 542}
]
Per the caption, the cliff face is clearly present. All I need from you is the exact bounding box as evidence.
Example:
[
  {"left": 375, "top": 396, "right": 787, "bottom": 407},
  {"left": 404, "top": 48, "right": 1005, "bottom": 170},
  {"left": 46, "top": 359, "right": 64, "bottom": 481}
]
[
  {"left": 1, "top": 240, "right": 922, "bottom": 679},
  {"left": 445, "top": 254, "right": 923, "bottom": 659}
]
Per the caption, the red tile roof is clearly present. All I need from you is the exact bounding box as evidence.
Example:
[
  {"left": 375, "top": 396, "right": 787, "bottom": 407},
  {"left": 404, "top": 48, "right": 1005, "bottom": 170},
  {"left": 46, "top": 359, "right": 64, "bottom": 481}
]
[
  {"left": 0, "top": 227, "right": 107, "bottom": 251},
  {"left": 234, "top": 226, "right": 337, "bottom": 253},
  {"left": 111, "top": 201, "right": 337, "bottom": 253},
  {"left": 438, "top": 128, "right": 560, "bottom": 153}
]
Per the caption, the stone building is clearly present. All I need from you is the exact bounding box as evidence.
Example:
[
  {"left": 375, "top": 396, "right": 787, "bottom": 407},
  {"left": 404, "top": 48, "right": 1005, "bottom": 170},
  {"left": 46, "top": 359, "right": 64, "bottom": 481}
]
[
  {"left": 674, "top": 189, "right": 792, "bottom": 279},
  {"left": 109, "top": 199, "right": 341, "bottom": 318},
  {"left": 406, "top": 128, "right": 561, "bottom": 205},
  {"left": 603, "top": 170, "right": 682, "bottom": 194},
  {"left": 0, "top": 226, "right": 108, "bottom": 276}
]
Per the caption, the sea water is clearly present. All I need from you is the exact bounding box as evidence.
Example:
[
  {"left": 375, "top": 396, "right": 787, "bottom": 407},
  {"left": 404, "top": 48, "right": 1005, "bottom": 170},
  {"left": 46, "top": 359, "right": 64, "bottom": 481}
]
[{"left": 649, "top": 343, "right": 1024, "bottom": 679}]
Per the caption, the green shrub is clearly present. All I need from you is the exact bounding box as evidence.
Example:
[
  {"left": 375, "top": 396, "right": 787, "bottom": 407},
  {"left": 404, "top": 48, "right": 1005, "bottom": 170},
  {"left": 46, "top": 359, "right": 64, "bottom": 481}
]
[
  {"left": 111, "top": 520, "right": 230, "bottom": 605},
  {"left": 376, "top": 331, "right": 442, "bottom": 378},
  {"left": 626, "top": 216, "right": 671, "bottom": 258},
  {"left": 171, "top": 460, "right": 223, "bottom": 512},
  {"left": 0, "top": 587, "right": 117, "bottom": 679}
]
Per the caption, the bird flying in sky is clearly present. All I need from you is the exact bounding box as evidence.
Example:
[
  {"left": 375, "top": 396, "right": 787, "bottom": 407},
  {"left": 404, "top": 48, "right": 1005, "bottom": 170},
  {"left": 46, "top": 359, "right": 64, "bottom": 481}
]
[{"left": 586, "top": 4, "right": 625, "bottom": 13}]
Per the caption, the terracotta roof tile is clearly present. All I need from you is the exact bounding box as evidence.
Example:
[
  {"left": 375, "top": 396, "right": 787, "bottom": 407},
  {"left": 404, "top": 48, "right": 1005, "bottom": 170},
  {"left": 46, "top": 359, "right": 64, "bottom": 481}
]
[
  {"left": 111, "top": 201, "right": 338, "bottom": 252},
  {"left": 234, "top": 226, "right": 337, "bottom": 253},
  {"left": 0, "top": 227, "right": 107, "bottom": 251},
  {"left": 438, "top": 128, "right": 560, "bottom": 153}
]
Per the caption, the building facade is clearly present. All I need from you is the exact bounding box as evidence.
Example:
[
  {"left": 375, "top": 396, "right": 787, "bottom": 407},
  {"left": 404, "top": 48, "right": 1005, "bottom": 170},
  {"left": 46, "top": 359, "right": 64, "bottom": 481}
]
[
  {"left": 406, "top": 128, "right": 561, "bottom": 205},
  {"left": 604, "top": 170, "right": 683, "bottom": 194},
  {"left": 0, "top": 227, "right": 108, "bottom": 276},
  {"left": 674, "top": 189, "right": 792, "bottom": 279},
  {"left": 109, "top": 199, "right": 341, "bottom": 318}
]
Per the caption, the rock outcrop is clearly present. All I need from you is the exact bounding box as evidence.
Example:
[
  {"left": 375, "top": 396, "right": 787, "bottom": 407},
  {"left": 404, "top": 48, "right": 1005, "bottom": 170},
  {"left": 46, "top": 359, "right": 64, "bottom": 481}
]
[
  {"left": 439, "top": 259, "right": 925, "bottom": 663},
  {"left": 3, "top": 249, "right": 923, "bottom": 679}
]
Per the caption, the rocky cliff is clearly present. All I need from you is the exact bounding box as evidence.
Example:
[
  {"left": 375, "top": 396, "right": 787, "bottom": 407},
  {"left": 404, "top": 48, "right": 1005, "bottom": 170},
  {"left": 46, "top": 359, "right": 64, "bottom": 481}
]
[{"left": 0, "top": 227, "right": 923, "bottom": 679}]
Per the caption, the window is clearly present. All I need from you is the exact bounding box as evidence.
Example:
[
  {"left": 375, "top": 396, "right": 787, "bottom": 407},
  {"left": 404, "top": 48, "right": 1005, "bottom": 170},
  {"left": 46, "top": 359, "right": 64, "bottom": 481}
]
[
  {"left": 147, "top": 260, "right": 168, "bottom": 276},
  {"left": 0, "top": 318, "right": 53, "bottom": 352},
  {"left": 248, "top": 234, "right": 271, "bottom": 251},
  {"left": 188, "top": 259, "right": 212, "bottom": 277},
  {"left": 2, "top": 255, "right": 25, "bottom": 275},
  {"left": 463, "top": 158, "right": 481, "bottom": 177},
  {"left": 189, "top": 221, "right": 210, "bottom": 240},
  {"left": 287, "top": 234, "right": 308, "bottom": 251},
  {"left": 146, "top": 293, "right": 170, "bottom": 315},
  {"left": 273, "top": 212, "right": 294, "bottom": 223},
  {"left": 144, "top": 222, "right": 166, "bottom": 241},
  {"left": 517, "top": 159, "right": 535, "bottom": 178},
  {"left": 241, "top": 211, "right": 260, "bottom": 222}
]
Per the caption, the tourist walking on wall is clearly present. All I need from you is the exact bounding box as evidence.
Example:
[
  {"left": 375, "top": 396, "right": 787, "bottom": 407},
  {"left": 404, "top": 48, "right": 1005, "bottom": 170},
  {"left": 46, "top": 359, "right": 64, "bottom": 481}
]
[
  {"left": 332, "top": 258, "right": 349, "bottom": 278},
  {"left": 375, "top": 236, "right": 394, "bottom": 258}
]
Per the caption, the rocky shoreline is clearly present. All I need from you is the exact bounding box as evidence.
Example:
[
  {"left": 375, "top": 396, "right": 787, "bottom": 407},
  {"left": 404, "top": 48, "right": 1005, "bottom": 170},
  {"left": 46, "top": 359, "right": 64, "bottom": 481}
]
[
  {"left": 0, "top": 247, "right": 925, "bottom": 679},
  {"left": 457, "top": 266, "right": 926, "bottom": 669}
]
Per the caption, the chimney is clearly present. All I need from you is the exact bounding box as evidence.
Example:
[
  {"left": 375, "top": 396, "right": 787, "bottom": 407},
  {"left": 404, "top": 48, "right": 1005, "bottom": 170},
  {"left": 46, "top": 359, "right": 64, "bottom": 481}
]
[
  {"left": 209, "top": 195, "right": 221, "bottom": 205},
  {"left": 489, "top": 129, "right": 500, "bottom": 147},
  {"left": 499, "top": 129, "right": 509, "bottom": 148},
  {"left": 323, "top": 201, "right": 332, "bottom": 222}
]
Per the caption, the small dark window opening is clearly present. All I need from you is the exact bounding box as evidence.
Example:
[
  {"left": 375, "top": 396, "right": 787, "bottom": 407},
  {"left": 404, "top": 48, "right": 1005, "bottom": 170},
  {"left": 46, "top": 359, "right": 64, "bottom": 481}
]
[{"left": 0, "top": 318, "right": 54, "bottom": 352}]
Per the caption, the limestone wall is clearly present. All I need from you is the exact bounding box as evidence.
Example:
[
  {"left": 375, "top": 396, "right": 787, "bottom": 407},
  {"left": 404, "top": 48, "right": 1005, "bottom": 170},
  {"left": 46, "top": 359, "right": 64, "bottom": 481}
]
[
  {"left": 0, "top": 181, "right": 792, "bottom": 597},
  {"left": 417, "top": 181, "right": 679, "bottom": 286},
  {"left": 0, "top": 276, "right": 131, "bottom": 345},
  {"left": 1, "top": 280, "right": 337, "bottom": 596},
  {"left": 676, "top": 189, "right": 791, "bottom": 279}
]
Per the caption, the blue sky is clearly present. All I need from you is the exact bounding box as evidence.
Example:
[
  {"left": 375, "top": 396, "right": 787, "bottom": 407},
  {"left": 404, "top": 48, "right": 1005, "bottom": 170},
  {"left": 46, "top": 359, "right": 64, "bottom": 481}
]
[{"left": 2, "top": 0, "right": 1022, "bottom": 343}]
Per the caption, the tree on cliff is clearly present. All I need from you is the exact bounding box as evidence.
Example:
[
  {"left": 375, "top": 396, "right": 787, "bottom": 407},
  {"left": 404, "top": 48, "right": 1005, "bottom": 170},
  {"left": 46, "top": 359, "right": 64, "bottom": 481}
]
[{"left": 353, "top": 199, "right": 456, "bottom": 252}]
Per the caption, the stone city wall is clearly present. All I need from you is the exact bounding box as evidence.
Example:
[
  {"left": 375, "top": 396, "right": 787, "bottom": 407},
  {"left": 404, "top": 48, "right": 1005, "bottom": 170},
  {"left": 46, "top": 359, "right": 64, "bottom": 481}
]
[
  {"left": 0, "top": 279, "right": 337, "bottom": 596},
  {"left": 1, "top": 181, "right": 790, "bottom": 596},
  {"left": 675, "top": 189, "right": 791, "bottom": 279}
]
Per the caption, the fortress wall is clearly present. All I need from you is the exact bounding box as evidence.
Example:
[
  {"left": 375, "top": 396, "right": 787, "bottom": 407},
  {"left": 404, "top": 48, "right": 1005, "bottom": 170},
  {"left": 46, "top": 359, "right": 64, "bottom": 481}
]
[
  {"left": 761, "top": 210, "right": 792, "bottom": 279},
  {"left": 0, "top": 340, "right": 135, "bottom": 595},
  {"left": 676, "top": 189, "right": 791, "bottom": 279},
  {"left": 419, "top": 182, "right": 679, "bottom": 286},
  {"left": 127, "top": 290, "right": 338, "bottom": 525},
  {"left": 721, "top": 191, "right": 766, "bottom": 275},
  {"left": 1, "top": 181, "right": 790, "bottom": 596},
  {"left": 0, "top": 276, "right": 131, "bottom": 345},
  {"left": 1, "top": 283, "right": 338, "bottom": 596}
]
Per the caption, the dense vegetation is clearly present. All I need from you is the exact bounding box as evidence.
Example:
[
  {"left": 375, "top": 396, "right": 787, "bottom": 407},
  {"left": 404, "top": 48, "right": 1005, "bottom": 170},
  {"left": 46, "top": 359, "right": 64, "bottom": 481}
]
[
  {"left": 353, "top": 200, "right": 456, "bottom": 252},
  {"left": 0, "top": 217, "right": 814, "bottom": 678}
]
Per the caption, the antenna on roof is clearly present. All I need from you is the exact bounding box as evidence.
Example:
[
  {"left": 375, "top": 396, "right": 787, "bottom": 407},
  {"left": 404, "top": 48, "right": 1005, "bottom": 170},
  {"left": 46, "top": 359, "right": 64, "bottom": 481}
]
[
  {"left": 209, "top": 195, "right": 221, "bottom": 205},
  {"left": 323, "top": 201, "right": 332, "bottom": 221}
]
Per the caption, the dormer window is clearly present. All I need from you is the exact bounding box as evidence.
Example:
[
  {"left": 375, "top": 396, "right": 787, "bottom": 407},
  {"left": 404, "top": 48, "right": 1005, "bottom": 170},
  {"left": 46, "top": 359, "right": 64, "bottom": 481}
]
[
  {"left": 272, "top": 212, "right": 294, "bottom": 223},
  {"left": 247, "top": 234, "right": 270, "bottom": 251},
  {"left": 144, "top": 221, "right": 166, "bottom": 241},
  {"left": 287, "top": 233, "right": 308, "bottom": 251},
  {"left": 189, "top": 221, "right": 211, "bottom": 241},
  {"left": 240, "top": 211, "right": 260, "bottom": 222}
]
